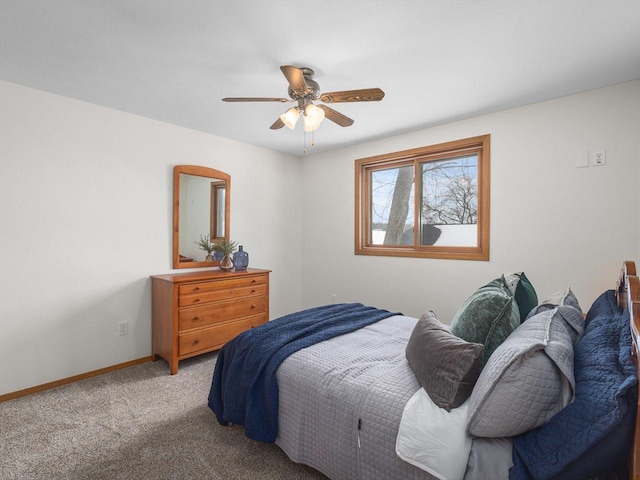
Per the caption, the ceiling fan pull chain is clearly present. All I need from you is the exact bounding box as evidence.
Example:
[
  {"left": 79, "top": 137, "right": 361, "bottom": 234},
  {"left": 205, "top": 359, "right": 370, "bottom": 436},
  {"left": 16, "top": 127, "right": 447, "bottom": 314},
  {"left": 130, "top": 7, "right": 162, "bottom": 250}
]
[{"left": 303, "top": 129, "right": 307, "bottom": 154}]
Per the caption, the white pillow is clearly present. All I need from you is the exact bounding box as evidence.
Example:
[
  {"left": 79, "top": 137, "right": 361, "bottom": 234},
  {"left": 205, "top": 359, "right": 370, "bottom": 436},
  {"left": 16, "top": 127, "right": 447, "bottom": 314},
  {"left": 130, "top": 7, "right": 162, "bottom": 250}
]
[{"left": 396, "top": 389, "right": 472, "bottom": 480}]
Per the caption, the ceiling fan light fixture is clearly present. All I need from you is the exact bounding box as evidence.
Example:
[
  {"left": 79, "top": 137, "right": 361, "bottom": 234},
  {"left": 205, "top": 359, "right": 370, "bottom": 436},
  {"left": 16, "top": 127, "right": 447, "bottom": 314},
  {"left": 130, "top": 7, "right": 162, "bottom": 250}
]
[
  {"left": 280, "top": 107, "right": 300, "bottom": 129},
  {"left": 303, "top": 104, "right": 325, "bottom": 131},
  {"left": 223, "top": 65, "right": 382, "bottom": 134}
]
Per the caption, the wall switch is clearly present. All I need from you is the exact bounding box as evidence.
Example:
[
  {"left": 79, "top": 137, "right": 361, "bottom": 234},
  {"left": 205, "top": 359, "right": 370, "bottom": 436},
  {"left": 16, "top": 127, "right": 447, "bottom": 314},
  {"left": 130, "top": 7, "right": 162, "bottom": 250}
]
[
  {"left": 118, "top": 321, "right": 128, "bottom": 336},
  {"left": 576, "top": 152, "right": 589, "bottom": 168},
  {"left": 592, "top": 150, "right": 606, "bottom": 166}
]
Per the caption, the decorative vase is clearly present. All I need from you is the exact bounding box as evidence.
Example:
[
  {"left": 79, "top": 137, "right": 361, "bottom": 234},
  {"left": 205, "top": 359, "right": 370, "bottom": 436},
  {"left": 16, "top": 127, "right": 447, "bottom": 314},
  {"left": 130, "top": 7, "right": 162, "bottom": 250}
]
[
  {"left": 204, "top": 252, "right": 214, "bottom": 262},
  {"left": 233, "top": 245, "right": 249, "bottom": 270},
  {"left": 213, "top": 250, "right": 224, "bottom": 262},
  {"left": 219, "top": 253, "right": 234, "bottom": 271}
]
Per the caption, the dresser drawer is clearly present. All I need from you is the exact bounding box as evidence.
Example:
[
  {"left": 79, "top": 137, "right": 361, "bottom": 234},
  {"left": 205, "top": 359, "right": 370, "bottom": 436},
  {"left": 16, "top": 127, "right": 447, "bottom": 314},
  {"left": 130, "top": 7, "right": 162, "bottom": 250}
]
[
  {"left": 179, "top": 283, "right": 267, "bottom": 307},
  {"left": 178, "top": 295, "right": 268, "bottom": 330},
  {"left": 179, "top": 314, "right": 267, "bottom": 356},
  {"left": 178, "top": 275, "right": 266, "bottom": 296}
]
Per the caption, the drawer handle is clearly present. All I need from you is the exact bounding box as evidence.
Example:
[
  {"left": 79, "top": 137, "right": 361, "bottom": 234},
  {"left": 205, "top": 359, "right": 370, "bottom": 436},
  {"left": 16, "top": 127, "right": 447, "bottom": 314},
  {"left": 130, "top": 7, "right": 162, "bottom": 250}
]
[
  {"left": 194, "top": 339, "right": 199, "bottom": 345},
  {"left": 193, "top": 298, "right": 200, "bottom": 303},
  {"left": 251, "top": 279, "right": 257, "bottom": 284},
  {"left": 194, "top": 286, "right": 200, "bottom": 291},
  {"left": 251, "top": 304, "right": 256, "bottom": 309},
  {"left": 192, "top": 316, "right": 201, "bottom": 321},
  {"left": 251, "top": 289, "right": 256, "bottom": 294}
]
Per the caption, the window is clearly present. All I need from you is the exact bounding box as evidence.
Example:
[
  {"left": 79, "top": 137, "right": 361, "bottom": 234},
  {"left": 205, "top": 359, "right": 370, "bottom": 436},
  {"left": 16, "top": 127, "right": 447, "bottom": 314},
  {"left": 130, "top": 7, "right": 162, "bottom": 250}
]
[{"left": 355, "top": 135, "right": 490, "bottom": 260}]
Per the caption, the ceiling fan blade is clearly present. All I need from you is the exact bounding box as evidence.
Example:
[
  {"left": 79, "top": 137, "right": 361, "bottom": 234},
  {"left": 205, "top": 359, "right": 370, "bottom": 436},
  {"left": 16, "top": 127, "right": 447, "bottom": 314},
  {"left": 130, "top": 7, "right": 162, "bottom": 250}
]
[
  {"left": 270, "top": 117, "right": 285, "bottom": 130},
  {"left": 319, "top": 88, "right": 385, "bottom": 103},
  {"left": 222, "top": 97, "right": 291, "bottom": 102},
  {"left": 317, "top": 105, "right": 354, "bottom": 127},
  {"left": 280, "top": 65, "right": 308, "bottom": 96}
]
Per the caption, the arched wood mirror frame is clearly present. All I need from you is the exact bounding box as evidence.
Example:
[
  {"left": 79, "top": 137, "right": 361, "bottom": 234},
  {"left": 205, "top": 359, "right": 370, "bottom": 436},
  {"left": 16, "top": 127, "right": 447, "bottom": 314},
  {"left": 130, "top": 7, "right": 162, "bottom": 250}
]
[{"left": 173, "top": 165, "right": 231, "bottom": 269}]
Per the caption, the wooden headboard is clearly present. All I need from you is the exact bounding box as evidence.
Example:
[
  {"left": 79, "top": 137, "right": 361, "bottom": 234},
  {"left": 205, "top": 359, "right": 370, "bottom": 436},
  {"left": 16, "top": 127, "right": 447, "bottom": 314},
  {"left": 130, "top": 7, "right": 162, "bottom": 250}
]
[{"left": 616, "top": 261, "right": 640, "bottom": 479}]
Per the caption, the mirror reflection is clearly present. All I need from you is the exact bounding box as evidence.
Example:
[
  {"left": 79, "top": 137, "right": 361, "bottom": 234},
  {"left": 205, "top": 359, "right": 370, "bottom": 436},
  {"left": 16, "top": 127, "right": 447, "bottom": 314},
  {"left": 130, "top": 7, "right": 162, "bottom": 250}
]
[
  {"left": 179, "top": 174, "right": 227, "bottom": 260},
  {"left": 173, "top": 165, "right": 230, "bottom": 269}
]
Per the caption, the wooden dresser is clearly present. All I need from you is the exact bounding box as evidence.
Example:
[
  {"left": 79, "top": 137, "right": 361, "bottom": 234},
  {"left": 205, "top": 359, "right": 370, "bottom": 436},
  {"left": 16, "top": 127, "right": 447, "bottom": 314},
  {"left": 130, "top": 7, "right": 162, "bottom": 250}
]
[{"left": 151, "top": 268, "right": 270, "bottom": 374}]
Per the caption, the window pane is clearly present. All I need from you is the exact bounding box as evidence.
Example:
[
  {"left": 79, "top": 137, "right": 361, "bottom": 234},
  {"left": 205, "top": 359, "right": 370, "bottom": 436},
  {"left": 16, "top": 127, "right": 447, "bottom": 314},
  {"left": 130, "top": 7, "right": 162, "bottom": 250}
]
[
  {"left": 420, "top": 155, "right": 478, "bottom": 247},
  {"left": 370, "top": 166, "right": 414, "bottom": 245}
]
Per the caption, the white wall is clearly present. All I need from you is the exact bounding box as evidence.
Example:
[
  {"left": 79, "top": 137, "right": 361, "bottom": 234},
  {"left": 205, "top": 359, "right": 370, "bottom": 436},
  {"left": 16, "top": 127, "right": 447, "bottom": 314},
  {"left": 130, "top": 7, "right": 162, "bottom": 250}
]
[
  {"left": 0, "top": 80, "right": 302, "bottom": 396},
  {"left": 2, "top": 79, "right": 638, "bottom": 397},
  {"left": 301, "top": 80, "right": 640, "bottom": 323}
]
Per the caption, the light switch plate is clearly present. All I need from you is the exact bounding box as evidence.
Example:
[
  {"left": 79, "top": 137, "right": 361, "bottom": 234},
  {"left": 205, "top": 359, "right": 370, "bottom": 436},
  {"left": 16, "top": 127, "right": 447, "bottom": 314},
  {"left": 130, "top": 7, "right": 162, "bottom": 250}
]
[{"left": 577, "top": 152, "right": 589, "bottom": 168}]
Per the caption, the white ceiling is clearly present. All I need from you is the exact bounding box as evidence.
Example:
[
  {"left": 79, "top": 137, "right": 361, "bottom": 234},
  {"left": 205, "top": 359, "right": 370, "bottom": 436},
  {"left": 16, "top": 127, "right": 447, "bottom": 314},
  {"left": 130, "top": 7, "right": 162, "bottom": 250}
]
[{"left": 1, "top": 0, "right": 639, "bottom": 157}]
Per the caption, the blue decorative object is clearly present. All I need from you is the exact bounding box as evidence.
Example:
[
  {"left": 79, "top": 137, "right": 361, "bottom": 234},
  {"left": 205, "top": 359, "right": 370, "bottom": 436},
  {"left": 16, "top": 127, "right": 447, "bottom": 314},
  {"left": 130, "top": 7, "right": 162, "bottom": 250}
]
[
  {"left": 213, "top": 250, "right": 224, "bottom": 262},
  {"left": 233, "top": 245, "right": 249, "bottom": 270}
]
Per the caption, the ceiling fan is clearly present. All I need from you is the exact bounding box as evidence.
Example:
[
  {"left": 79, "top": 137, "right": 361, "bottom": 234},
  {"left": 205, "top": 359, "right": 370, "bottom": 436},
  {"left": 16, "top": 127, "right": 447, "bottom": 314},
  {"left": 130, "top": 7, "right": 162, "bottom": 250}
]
[{"left": 222, "top": 65, "right": 385, "bottom": 132}]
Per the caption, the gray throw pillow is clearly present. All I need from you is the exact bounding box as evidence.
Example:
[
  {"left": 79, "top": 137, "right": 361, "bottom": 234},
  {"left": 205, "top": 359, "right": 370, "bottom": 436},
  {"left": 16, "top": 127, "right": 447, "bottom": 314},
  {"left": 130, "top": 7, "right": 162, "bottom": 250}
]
[
  {"left": 527, "top": 288, "right": 584, "bottom": 344},
  {"left": 406, "top": 311, "right": 484, "bottom": 411},
  {"left": 466, "top": 306, "right": 580, "bottom": 438},
  {"left": 450, "top": 283, "right": 520, "bottom": 364},
  {"left": 527, "top": 287, "right": 582, "bottom": 318}
]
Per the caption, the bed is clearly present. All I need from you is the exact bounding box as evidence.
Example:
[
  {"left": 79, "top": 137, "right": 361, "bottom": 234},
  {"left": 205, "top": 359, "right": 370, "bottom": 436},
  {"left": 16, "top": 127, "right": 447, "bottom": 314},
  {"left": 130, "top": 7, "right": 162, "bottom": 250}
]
[{"left": 209, "top": 261, "right": 640, "bottom": 480}]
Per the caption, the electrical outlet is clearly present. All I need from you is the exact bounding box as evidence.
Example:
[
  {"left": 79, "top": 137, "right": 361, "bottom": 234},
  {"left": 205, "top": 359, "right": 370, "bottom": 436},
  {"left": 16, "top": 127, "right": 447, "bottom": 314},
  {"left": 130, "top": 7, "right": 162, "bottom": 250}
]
[
  {"left": 592, "top": 150, "right": 606, "bottom": 166},
  {"left": 331, "top": 294, "right": 337, "bottom": 304},
  {"left": 118, "top": 321, "right": 128, "bottom": 336}
]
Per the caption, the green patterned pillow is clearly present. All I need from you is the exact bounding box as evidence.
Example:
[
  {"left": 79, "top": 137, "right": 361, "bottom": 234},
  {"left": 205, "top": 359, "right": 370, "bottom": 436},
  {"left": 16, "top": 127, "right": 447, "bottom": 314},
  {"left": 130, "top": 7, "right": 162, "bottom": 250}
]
[
  {"left": 487, "top": 273, "right": 538, "bottom": 321},
  {"left": 450, "top": 283, "right": 521, "bottom": 364}
]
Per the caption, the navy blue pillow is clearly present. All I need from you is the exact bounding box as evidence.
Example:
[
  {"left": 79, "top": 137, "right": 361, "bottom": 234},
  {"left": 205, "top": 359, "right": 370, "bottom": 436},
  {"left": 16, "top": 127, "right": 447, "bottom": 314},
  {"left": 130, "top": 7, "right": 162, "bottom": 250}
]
[{"left": 510, "top": 290, "right": 638, "bottom": 480}]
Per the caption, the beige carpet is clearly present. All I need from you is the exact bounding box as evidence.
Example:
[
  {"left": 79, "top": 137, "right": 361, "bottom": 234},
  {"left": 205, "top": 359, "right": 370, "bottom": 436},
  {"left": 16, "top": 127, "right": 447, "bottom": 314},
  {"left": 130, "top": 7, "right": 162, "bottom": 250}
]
[{"left": 0, "top": 353, "right": 327, "bottom": 480}]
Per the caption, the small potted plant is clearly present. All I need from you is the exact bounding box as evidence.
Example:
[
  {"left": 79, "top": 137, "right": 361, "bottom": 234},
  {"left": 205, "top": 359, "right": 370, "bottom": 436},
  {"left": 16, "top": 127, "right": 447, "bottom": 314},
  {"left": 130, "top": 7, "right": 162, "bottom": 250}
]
[
  {"left": 194, "top": 234, "right": 216, "bottom": 261},
  {"left": 214, "top": 239, "right": 238, "bottom": 271}
]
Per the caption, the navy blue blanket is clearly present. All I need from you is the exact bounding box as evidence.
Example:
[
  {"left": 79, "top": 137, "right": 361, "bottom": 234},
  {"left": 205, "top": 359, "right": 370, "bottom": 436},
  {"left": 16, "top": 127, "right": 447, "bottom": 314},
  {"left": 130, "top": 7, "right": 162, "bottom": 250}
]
[
  {"left": 510, "top": 290, "right": 637, "bottom": 480},
  {"left": 208, "top": 303, "right": 399, "bottom": 443}
]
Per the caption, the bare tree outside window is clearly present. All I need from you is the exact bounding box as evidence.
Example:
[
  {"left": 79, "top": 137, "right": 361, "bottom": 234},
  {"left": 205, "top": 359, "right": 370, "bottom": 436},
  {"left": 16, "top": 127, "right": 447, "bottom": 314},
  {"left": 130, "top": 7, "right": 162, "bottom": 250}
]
[
  {"left": 420, "top": 155, "right": 478, "bottom": 247},
  {"left": 370, "top": 166, "right": 414, "bottom": 245}
]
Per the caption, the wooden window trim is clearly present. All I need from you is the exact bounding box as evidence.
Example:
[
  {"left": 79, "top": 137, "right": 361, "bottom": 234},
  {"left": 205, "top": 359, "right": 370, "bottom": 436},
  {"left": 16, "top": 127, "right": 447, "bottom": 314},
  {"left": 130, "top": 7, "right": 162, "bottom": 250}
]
[
  {"left": 210, "top": 180, "right": 226, "bottom": 241},
  {"left": 355, "top": 134, "right": 490, "bottom": 261}
]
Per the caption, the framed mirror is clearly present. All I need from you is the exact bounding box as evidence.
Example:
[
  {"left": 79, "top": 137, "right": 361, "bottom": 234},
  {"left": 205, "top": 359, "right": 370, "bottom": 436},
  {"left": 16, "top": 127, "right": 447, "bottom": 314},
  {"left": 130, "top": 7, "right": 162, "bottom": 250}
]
[{"left": 173, "top": 165, "right": 231, "bottom": 269}]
